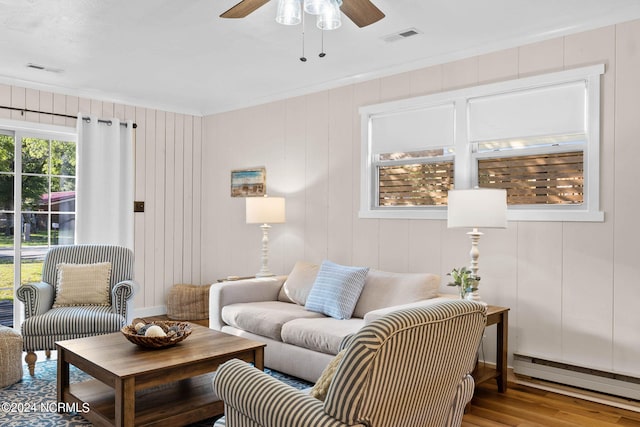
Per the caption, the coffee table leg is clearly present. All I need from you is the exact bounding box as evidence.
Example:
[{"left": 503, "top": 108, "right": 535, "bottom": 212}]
[
  {"left": 56, "top": 347, "right": 70, "bottom": 410},
  {"left": 255, "top": 347, "right": 264, "bottom": 371},
  {"left": 115, "top": 377, "right": 135, "bottom": 427}
]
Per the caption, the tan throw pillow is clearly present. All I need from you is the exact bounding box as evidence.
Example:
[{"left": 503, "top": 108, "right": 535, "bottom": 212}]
[
  {"left": 277, "top": 261, "right": 320, "bottom": 305},
  {"left": 310, "top": 349, "right": 346, "bottom": 401},
  {"left": 53, "top": 262, "right": 112, "bottom": 307}
]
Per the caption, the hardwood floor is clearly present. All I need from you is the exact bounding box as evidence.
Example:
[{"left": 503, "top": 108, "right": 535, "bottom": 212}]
[{"left": 465, "top": 381, "right": 640, "bottom": 426}]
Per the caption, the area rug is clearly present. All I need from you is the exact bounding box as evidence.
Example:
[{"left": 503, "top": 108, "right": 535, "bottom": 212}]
[{"left": 0, "top": 359, "right": 312, "bottom": 426}]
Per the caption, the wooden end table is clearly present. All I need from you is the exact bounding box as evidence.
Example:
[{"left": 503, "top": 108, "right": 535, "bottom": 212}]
[
  {"left": 56, "top": 323, "right": 265, "bottom": 427},
  {"left": 472, "top": 305, "right": 509, "bottom": 392}
]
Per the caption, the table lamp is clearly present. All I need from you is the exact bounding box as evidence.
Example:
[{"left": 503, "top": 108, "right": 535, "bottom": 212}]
[
  {"left": 447, "top": 188, "right": 507, "bottom": 303},
  {"left": 246, "top": 196, "right": 286, "bottom": 277}
]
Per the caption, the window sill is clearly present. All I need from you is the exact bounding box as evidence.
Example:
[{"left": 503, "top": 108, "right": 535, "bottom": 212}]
[
  {"left": 507, "top": 209, "right": 604, "bottom": 222},
  {"left": 359, "top": 208, "right": 448, "bottom": 220},
  {"left": 359, "top": 208, "right": 605, "bottom": 222}
]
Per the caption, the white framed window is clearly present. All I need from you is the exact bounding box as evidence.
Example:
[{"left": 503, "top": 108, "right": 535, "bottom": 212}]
[
  {"left": 369, "top": 102, "right": 456, "bottom": 211},
  {"left": 359, "top": 64, "right": 604, "bottom": 221}
]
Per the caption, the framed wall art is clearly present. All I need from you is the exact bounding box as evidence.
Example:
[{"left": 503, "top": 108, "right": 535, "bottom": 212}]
[{"left": 231, "top": 167, "right": 266, "bottom": 197}]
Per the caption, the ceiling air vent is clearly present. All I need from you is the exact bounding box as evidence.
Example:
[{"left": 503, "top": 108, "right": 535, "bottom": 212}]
[
  {"left": 382, "top": 28, "right": 423, "bottom": 43},
  {"left": 26, "top": 63, "right": 63, "bottom": 73}
]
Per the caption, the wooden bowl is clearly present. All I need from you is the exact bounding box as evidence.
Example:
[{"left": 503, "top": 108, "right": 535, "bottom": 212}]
[{"left": 121, "top": 320, "right": 192, "bottom": 349}]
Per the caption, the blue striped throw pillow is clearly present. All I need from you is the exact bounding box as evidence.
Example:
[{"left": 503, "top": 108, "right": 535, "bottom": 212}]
[{"left": 305, "top": 260, "right": 369, "bottom": 320}]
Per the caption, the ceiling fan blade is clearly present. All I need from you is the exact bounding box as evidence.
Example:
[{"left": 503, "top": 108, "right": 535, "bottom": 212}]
[
  {"left": 340, "top": 0, "right": 385, "bottom": 28},
  {"left": 220, "top": 0, "right": 270, "bottom": 18}
]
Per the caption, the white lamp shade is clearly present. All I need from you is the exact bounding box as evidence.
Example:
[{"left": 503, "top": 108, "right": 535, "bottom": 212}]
[
  {"left": 447, "top": 188, "right": 507, "bottom": 229},
  {"left": 246, "top": 196, "right": 286, "bottom": 224}
]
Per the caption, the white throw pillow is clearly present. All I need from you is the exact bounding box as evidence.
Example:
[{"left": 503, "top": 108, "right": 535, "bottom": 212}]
[{"left": 53, "top": 262, "right": 112, "bottom": 307}]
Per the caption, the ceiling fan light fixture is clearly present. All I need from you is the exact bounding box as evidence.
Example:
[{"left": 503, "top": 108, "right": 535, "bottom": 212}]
[
  {"left": 276, "top": 0, "right": 302, "bottom": 25},
  {"left": 304, "top": 0, "right": 327, "bottom": 15},
  {"left": 317, "top": 0, "right": 342, "bottom": 30}
]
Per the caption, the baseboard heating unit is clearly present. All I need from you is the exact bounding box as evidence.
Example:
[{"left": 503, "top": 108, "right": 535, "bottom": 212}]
[{"left": 514, "top": 354, "right": 640, "bottom": 400}]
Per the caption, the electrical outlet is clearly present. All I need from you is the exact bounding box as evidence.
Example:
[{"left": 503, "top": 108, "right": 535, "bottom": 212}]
[{"left": 134, "top": 201, "right": 145, "bottom": 213}]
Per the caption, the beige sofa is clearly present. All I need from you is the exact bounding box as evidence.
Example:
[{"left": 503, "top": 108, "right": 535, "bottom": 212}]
[{"left": 209, "top": 261, "right": 451, "bottom": 383}]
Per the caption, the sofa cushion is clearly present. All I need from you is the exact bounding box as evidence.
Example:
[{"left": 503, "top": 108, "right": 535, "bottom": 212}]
[
  {"left": 352, "top": 269, "right": 440, "bottom": 318},
  {"left": 221, "top": 301, "right": 324, "bottom": 341},
  {"left": 281, "top": 317, "right": 365, "bottom": 355},
  {"left": 305, "top": 261, "right": 369, "bottom": 320},
  {"left": 278, "top": 261, "right": 320, "bottom": 305}
]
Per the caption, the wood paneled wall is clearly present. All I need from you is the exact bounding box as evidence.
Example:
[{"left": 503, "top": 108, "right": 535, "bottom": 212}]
[
  {"left": 3, "top": 17, "right": 638, "bottom": 379},
  {"left": 202, "top": 20, "right": 640, "bottom": 377},
  {"left": 0, "top": 86, "right": 203, "bottom": 315}
]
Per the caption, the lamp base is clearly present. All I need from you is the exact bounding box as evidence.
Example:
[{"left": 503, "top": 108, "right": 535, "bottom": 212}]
[
  {"left": 466, "top": 228, "right": 488, "bottom": 306},
  {"left": 255, "top": 224, "right": 275, "bottom": 278},
  {"left": 466, "top": 292, "right": 488, "bottom": 306}
]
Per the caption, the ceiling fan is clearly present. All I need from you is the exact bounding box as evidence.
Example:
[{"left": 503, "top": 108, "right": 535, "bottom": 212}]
[{"left": 220, "top": 0, "right": 385, "bottom": 28}]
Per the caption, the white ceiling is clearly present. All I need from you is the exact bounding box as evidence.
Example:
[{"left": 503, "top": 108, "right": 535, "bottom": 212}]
[{"left": 1, "top": 0, "right": 640, "bottom": 116}]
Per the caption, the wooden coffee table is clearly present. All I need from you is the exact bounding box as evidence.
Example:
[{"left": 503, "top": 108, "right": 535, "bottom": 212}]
[{"left": 56, "top": 323, "right": 265, "bottom": 427}]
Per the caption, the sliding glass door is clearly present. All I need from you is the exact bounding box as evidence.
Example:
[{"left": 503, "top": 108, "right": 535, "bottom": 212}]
[{"left": 0, "top": 124, "right": 76, "bottom": 327}]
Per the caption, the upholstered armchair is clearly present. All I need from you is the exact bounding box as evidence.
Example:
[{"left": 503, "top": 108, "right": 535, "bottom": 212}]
[
  {"left": 16, "top": 245, "right": 138, "bottom": 375},
  {"left": 213, "top": 300, "right": 487, "bottom": 427}
]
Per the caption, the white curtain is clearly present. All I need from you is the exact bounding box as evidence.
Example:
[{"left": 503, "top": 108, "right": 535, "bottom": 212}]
[{"left": 75, "top": 114, "right": 134, "bottom": 249}]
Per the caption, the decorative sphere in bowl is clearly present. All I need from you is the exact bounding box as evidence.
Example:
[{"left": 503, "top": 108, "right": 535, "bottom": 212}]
[{"left": 121, "top": 320, "right": 192, "bottom": 348}]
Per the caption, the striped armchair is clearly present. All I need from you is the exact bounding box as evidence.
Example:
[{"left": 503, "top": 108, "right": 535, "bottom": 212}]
[
  {"left": 213, "top": 300, "right": 487, "bottom": 427},
  {"left": 16, "top": 245, "right": 138, "bottom": 375}
]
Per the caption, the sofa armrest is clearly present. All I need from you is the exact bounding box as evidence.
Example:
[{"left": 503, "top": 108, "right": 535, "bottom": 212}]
[
  {"left": 112, "top": 280, "right": 139, "bottom": 323},
  {"left": 209, "top": 275, "right": 287, "bottom": 330},
  {"left": 214, "top": 359, "right": 359, "bottom": 427},
  {"left": 363, "top": 295, "right": 457, "bottom": 325},
  {"left": 16, "top": 282, "right": 54, "bottom": 318}
]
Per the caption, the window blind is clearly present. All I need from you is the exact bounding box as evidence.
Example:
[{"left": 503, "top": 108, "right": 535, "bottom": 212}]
[
  {"left": 371, "top": 103, "right": 454, "bottom": 155},
  {"left": 468, "top": 81, "right": 586, "bottom": 142}
]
